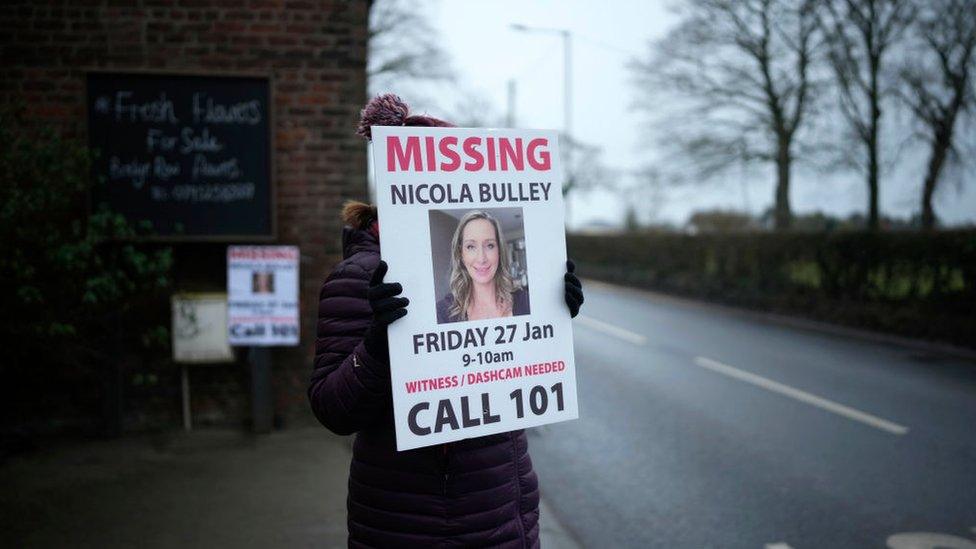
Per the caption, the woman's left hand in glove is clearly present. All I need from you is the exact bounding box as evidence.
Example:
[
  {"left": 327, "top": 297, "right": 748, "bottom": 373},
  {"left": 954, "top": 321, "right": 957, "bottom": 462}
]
[{"left": 565, "top": 259, "right": 584, "bottom": 318}]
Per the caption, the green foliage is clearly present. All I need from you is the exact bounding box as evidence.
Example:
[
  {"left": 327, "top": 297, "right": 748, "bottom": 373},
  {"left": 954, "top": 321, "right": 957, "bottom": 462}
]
[
  {"left": 0, "top": 105, "right": 173, "bottom": 372},
  {"left": 569, "top": 231, "right": 976, "bottom": 347},
  {"left": 687, "top": 209, "right": 756, "bottom": 233}
]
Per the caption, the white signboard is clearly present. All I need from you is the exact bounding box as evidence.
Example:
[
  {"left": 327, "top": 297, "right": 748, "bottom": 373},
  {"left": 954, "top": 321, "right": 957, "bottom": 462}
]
[
  {"left": 172, "top": 293, "right": 234, "bottom": 363},
  {"left": 227, "top": 245, "right": 299, "bottom": 346},
  {"left": 372, "top": 126, "right": 578, "bottom": 451}
]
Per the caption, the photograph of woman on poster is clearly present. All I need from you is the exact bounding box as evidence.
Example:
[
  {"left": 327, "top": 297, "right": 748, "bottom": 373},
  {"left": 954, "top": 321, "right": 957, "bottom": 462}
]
[
  {"left": 435, "top": 209, "right": 530, "bottom": 324},
  {"left": 251, "top": 271, "right": 274, "bottom": 294}
]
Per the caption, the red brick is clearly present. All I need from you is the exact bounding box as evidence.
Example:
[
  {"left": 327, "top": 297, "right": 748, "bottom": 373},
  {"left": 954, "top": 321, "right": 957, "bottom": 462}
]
[
  {"left": 213, "top": 20, "right": 245, "bottom": 33},
  {"left": 248, "top": 22, "right": 280, "bottom": 33},
  {"left": 2, "top": 0, "right": 370, "bottom": 428}
]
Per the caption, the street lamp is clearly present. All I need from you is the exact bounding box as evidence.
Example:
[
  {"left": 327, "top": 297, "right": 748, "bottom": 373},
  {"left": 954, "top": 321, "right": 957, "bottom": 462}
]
[
  {"left": 509, "top": 24, "right": 573, "bottom": 148},
  {"left": 510, "top": 23, "right": 574, "bottom": 226}
]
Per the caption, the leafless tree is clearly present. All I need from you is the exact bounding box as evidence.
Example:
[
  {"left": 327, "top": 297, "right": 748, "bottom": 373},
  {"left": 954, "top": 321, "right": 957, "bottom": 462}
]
[
  {"left": 442, "top": 91, "right": 505, "bottom": 127},
  {"left": 631, "top": 0, "right": 822, "bottom": 230},
  {"left": 558, "top": 135, "right": 620, "bottom": 227},
  {"left": 818, "top": 0, "right": 916, "bottom": 230},
  {"left": 897, "top": 0, "right": 976, "bottom": 229},
  {"left": 367, "top": 0, "right": 455, "bottom": 104},
  {"left": 560, "top": 135, "right": 618, "bottom": 197},
  {"left": 624, "top": 166, "right": 668, "bottom": 226},
  {"left": 367, "top": 2, "right": 506, "bottom": 128}
]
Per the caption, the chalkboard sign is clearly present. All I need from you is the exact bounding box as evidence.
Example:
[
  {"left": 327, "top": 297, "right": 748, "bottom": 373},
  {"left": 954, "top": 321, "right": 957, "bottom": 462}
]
[{"left": 87, "top": 72, "right": 273, "bottom": 239}]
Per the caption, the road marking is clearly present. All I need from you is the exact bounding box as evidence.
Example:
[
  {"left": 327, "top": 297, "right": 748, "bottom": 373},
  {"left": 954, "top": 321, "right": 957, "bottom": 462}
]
[
  {"left": 575, "top": 315, "right": 646, "bottom": 345},
  {"left": 765, "top": 543, "right": 794, "bottom": 549},
  {"left": 694, "top": 356, "right": 909, "bottom": 436},
  {"left": 887, "top": 532, "right": 976, "bottom": 548}
]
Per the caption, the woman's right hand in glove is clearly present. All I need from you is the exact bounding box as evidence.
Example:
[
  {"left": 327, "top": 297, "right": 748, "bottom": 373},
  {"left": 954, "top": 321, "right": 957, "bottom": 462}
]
[{"left": 363, "top": 260, "right": 408, "bottom": 366}]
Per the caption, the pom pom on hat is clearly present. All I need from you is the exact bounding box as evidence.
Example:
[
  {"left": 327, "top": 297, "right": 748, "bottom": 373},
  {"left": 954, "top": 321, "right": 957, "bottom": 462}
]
[{"left": 357, "top": 94, "right": 409, "bottom": 141}]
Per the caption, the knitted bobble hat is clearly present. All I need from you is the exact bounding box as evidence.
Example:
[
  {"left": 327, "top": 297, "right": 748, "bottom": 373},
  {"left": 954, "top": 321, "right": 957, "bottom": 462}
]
[
  {"left": 356, "top": 94, "right": 409, "bottom": 141},
  {"left": 356, "top": 93, "right": 454, "bottom": 141}
]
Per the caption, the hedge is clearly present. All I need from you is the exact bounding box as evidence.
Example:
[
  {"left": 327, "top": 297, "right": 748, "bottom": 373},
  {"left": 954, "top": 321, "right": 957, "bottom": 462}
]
[{"left": 568, "top": 230, "right": 976, "bottom": 349}]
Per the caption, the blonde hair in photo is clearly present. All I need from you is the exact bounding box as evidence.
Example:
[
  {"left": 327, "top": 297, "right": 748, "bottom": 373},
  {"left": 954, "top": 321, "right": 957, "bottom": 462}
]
[{"left": 448, "top": 210, "right": 519, "bottom": 321}]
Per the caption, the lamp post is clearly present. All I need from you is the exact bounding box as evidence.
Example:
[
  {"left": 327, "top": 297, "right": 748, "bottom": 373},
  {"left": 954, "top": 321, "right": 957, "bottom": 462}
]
[{"left": 510, "top": 23, "right": 573, "bottom": 225}]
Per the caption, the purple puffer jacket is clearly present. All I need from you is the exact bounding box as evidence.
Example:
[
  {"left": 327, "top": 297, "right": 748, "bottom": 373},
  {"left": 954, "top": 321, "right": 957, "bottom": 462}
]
[{"left": 308, "top": 225, "right": 540, "bottom": 548}]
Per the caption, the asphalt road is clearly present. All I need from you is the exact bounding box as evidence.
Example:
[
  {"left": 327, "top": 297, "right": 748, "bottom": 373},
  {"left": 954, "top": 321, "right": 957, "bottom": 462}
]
[{"left": 530, "top": 281, "right": 976, "bottom": 549}]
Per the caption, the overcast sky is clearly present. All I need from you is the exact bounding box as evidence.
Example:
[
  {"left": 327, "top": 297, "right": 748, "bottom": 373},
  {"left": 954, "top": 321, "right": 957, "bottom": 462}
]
[{"left": 418, "top": 0, "right": 976, "bottom": 229}]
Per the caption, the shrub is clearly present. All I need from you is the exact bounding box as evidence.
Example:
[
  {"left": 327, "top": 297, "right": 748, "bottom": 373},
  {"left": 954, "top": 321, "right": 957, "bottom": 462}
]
[
  {"left": 0, "top": 105, "right": 174, "bottom": 433},
  {"left": 569, "top": 231, "right": 976, "bottom": 348}
]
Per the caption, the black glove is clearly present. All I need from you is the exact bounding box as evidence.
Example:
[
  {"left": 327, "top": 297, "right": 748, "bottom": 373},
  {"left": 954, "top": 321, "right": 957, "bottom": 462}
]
[
  {"left": 363, "top": 260, "right": 409, "bottom": 364},
  {"left": 565, "top": 259, "right": 584, "bottom": 318}
]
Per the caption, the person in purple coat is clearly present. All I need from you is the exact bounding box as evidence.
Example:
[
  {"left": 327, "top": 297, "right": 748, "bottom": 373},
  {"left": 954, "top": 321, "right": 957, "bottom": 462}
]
[{"left": 308, "top": 95, "right": 584, "bottom": 548}]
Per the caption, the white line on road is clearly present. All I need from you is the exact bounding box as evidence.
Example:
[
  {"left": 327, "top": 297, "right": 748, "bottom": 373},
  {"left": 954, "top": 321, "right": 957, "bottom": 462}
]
[
  {"left": 575, "top": 315, "right": 647, "bottom": 345},
  {"left": 694, "top": 356, "right": 909, "bottom": 436},
  {"left": 887, "top": 532, "right": 976, "bottom": 549},
  {"left": 765, "top": 543, "right": 794, "bottom": 549}
]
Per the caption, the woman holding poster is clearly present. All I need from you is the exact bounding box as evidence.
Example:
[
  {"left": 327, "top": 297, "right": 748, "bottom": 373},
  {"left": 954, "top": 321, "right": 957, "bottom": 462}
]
[
  {"left": 436, "top": 210, "right": 530, "bottom": 324},
  {"left": 307, "top": 95, "right": 584, "bottom": 548}
]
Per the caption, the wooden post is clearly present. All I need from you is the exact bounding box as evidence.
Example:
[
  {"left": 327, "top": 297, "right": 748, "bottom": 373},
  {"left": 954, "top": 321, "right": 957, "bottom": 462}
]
[{"left": 249, "top": 347, "right": 273, "bottom": 434}]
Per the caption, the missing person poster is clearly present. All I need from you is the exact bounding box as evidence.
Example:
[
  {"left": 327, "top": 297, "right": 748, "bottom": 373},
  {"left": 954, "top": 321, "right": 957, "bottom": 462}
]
[
  {"left": 372, "top": 126, "right": 578, "bottom": 451},
  {"left": 227, "top": 245, "right": 299, "bottom": 346}
]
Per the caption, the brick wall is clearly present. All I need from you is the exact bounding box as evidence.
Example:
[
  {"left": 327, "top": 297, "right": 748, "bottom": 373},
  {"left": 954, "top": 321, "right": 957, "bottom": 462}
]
[{"left": 0, "top": 0, "right": 370, "bottom": 429}]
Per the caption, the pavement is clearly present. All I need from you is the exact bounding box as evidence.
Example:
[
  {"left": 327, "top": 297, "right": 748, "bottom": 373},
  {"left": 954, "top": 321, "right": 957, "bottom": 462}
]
[{"left": 0, "top": 425, "right": 580, "bottom": 548}]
